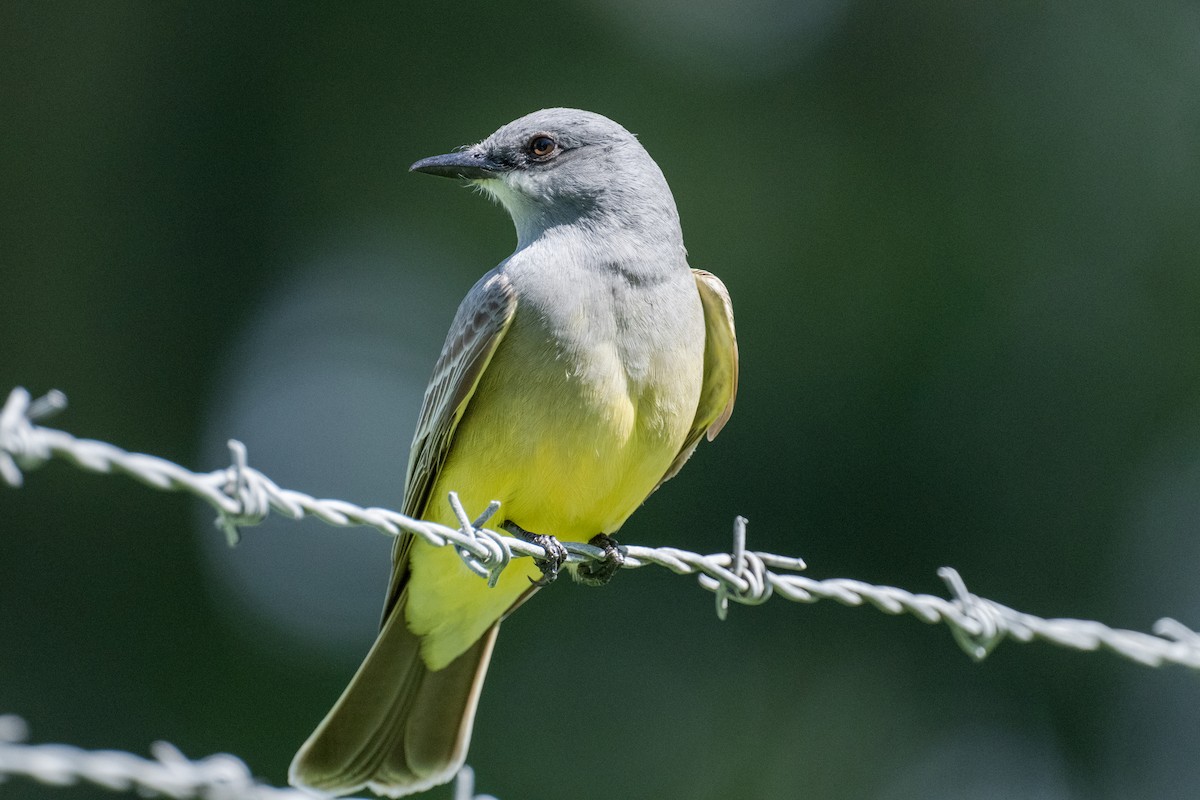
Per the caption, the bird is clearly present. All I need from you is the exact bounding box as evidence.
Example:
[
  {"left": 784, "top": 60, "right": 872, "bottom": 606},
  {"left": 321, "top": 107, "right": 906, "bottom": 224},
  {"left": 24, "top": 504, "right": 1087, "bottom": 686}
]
[{"left": 288, "top": 107, "right": 738, "bottom": 797}]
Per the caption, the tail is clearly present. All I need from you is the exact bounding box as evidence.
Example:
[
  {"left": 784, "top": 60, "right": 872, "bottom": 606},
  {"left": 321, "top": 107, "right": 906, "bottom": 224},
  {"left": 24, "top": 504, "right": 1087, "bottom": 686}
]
[{"left": 289, "top": 597, "right": 499, "bottom": 798}]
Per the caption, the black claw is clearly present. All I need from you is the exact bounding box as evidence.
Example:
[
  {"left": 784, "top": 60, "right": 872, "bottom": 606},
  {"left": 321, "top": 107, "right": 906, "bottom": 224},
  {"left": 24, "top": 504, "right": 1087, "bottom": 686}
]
[
  {"left": 503, "top": 521, "right": 567, "bottom": 586},
  {"left": 575, "top": 533, "right": 625, "bottom": 587}
]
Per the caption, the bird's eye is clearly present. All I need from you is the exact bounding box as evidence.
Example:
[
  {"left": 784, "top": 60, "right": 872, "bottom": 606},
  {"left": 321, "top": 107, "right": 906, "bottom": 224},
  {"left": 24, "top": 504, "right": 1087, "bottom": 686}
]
[{"left": 528, "top": 135, "right": 556, "bottom": 158}]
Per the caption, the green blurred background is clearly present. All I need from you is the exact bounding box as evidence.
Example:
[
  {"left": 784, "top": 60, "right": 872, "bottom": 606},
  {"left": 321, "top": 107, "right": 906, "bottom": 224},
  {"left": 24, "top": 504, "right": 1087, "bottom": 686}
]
[{"left": 4, "top": 2, "right": 1200, "bottom": 798}]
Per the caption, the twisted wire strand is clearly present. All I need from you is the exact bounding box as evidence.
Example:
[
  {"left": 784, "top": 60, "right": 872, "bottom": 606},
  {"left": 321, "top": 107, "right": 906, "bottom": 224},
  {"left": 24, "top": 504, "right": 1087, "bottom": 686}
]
[
  {"left": 0, "top": 714, "right": 323, "bottom": 799},
  {"left": 0, "top": 715, "right": 492, "bottom": 800},
  {"left": 3, "top": 386, "right": 1198, "bottom": 670}
]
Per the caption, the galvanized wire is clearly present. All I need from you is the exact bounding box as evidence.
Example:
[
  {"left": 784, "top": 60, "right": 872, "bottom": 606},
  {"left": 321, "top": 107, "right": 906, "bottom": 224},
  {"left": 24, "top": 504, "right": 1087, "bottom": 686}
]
[
  {"left": 4, "top": 386, "right": 1199, "bottom": 670},
  {"left": 0, "top": 715, "right": 493, "bottom": 800}
]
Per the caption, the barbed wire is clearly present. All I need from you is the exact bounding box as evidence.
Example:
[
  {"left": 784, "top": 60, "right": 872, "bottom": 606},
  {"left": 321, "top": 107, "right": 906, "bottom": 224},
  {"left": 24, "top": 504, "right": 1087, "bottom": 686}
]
[
  {"left": 4, "top": 385, "right": 1200, "bottom": 671},
  {"left": 0, "top": 715, "right": 496, "bottom": 800}
]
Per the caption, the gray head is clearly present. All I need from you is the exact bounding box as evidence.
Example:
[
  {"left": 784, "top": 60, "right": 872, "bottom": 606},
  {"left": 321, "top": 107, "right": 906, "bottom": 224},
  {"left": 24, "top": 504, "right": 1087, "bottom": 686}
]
[{"left": 411, "top": 108, "right": 682, "bottom": 250}]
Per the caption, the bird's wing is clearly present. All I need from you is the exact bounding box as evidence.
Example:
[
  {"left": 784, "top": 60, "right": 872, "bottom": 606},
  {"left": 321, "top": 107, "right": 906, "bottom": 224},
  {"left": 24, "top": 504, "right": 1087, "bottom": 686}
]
[
  {"left": 383, "top": 271, "right": 518, "bottom": 621},
  {"left": 657, "top": 269, "right": 739, "bottom": 487}
]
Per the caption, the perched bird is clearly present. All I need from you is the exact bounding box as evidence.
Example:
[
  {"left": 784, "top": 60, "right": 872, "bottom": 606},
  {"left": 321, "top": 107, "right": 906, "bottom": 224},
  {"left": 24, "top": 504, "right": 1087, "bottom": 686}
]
[{"left": 289, "top": 108, "right": 738, "bottom": 797}]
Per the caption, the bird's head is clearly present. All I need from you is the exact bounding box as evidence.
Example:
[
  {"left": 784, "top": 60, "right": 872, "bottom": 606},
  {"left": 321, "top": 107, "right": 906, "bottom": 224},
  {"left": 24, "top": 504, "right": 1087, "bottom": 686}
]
[{"left": 410, "top": 108, "right": 679, "bottom": 247}]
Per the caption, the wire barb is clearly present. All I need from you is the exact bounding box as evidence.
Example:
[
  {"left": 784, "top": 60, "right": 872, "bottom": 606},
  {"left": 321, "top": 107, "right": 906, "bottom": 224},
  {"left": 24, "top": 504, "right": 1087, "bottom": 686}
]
[
  {"left": 710, "top": 516, "right": 775, "bottom": 620},
  {"left": 27, "top": 388, "right": 69, "bottom": 421},
  {"left": 5, "top": 386, "right": 1200, "bottom": 672},
  {"left": 938, "top": 567, "right": 1007, "bottom": 661},
  {"left": 449, "top": 492, "right": 512, "bottom": 587},
  {"left": 0, "top": 388, "right": 46, "bottom": 487},
  {"left": 454, "top": 765, "right": 499, "bottom": 800},
  {"left": 216, "top": 439, "right": 274, "bottom": 546}
]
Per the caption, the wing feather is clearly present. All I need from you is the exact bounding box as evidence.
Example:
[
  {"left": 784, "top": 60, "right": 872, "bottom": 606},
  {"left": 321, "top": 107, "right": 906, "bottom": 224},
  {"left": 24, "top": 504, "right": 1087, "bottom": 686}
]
[
  {"left": 383, "top": 271, "right": 518, "bottom": 621},
  {"left": 658, "top": 269, "right": 739, "bottom": 487}
]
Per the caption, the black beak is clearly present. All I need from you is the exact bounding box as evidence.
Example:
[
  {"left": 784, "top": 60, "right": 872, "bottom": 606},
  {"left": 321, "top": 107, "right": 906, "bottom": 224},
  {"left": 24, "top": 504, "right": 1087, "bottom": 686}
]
[{"left": 409, "top": 148, "right": 503, "bottom": 180}]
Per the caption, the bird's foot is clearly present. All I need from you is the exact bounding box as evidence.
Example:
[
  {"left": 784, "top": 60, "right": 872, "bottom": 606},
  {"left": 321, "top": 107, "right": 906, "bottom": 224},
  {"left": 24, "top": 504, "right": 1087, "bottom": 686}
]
[
  {"left": 574, "top": 533, "right": 625, "bottom": 587},
  {"left": 503, "top": 521, "right": 567, "bottom": 586}
]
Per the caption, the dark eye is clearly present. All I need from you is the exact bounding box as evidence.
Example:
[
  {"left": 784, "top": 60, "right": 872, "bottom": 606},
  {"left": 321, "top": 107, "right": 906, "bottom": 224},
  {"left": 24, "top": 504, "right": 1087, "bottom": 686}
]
[{"left": 528, "top": 134, "right": 556, "bottom": 158}]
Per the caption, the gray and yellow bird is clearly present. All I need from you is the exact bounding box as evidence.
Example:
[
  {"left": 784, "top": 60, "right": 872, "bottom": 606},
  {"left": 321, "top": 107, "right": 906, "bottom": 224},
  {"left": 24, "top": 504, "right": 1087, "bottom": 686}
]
[{"left": 290, "top": 108, "right": 738, "bottom": 797}]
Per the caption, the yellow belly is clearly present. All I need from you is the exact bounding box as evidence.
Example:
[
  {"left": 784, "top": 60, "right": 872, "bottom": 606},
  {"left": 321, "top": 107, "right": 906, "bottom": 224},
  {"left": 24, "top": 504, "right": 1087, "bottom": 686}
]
[{"left": 405, "top": 335, "right": 700, "bottom": 670}]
